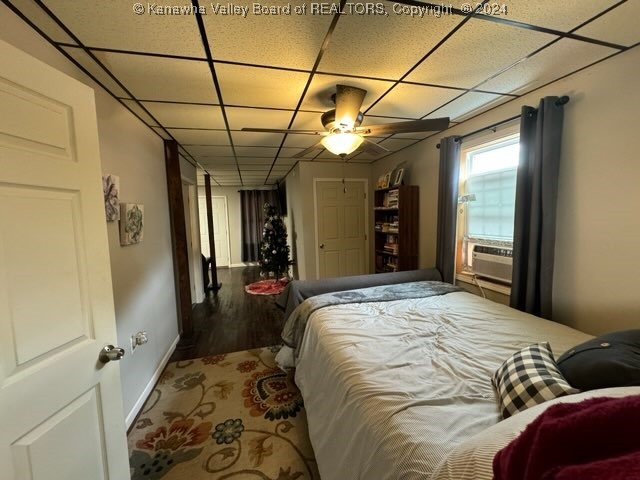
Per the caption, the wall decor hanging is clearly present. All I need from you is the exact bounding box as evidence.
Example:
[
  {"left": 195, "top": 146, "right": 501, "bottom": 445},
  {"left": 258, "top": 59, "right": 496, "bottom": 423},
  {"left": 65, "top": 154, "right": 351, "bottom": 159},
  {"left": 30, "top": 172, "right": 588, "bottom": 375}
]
[
  {"left": 102, "top": 174, "right": 120, "bottom": 221},
  {"left": 120, "top": 203, "right": 144, "bottom": 245}
]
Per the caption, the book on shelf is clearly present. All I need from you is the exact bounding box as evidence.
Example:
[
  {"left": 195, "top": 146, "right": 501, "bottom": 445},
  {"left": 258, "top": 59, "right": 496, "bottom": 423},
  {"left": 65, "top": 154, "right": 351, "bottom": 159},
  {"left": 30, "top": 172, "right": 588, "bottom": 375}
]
[{"left": 382, "top": 189, "right": 399, "bottom": 208}]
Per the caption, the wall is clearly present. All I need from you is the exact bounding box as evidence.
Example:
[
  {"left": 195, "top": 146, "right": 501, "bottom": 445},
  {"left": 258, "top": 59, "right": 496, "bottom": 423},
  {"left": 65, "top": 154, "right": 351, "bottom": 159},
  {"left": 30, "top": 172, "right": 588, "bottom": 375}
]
[
  {"left": 0, "top": 5, "right": 180, "bottom": 424},
  {"left": 373, "top": 47, "right": 640, "bottom": 335},
  {"left": 286, "top": 161, "right": 374, "bottom": 280}
]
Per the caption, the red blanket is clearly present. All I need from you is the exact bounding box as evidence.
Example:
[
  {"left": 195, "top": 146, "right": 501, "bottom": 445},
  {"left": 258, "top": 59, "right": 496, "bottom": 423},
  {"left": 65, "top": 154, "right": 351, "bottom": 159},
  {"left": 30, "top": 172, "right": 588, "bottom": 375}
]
[{"left": 493, "top": 395, "right": 640, "bottom": 480}]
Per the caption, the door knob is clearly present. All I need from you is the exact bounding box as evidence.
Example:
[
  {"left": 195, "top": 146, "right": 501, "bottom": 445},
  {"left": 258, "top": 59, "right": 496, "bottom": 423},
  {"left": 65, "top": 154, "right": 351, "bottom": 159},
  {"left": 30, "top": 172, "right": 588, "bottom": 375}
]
[
  {"left": 319, "top": 243, "right": 325, "bottom": 249},
  {"left": 99, "top": 345, "right": 125, "bottom": 363}
]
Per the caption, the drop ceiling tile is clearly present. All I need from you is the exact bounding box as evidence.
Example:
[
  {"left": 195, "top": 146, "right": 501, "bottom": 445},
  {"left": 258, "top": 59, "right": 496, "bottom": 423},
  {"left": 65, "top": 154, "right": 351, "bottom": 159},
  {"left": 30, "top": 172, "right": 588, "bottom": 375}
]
[
  {"left": 295, "top": 148, "right": 324, "bottom": 160},
  {"left": 203, "top": 2, "right": 336, "bottom": 69},
  {"left": 94, "top": 52, "right": 217, "bottom": 103},
  {"left": 230, "top": 131, "right": 286, "bottom": 147},
  {"left": 278, "top": 148, "right": 306, "bottom": 158},
  {"left": 235, "top": 146, "right": 279, "bottom": 158},
  {"left": 575, "top": 1, "right": 639, "bottom": 47},
  {"left": 238, "top": 158, "right": 281, "bottom": 166},
  {"left": 201, "top": 157, "right": 237, "bottom": 166},
  {"left": 168, "top": 129, "right": 229, "bottom": 145},
  {"left": 121, "top": 99, "right": 158, "bottom": 125},
  {"left": 495, "top": 0, "right": 616, "bottom": 32},
  {"left": 479, "top": 39, "right": 617, "bottom": 95},
  {"left": 241, "top": 178, "right": 268, "bottom": 184},
  {"left": 43, "top": 0, "right": 205, "bottom": 56},
  {"left": 204, "top": 168, "right": 238, "bottom": 175},
  {"left": 242, "top": 180, "right": 267, "bottom": 186},
  {"left": 406, "top": 19, "right": 555, "bottom": 88},
  {"left": 226, "top": 107, "right": 293, "bottom": 131},
  {"left": 10, "top": 0, "right": 77, "bottom": 43},
  {"left": 61, "top": 47, "right": 130, "bottom": 98},
  {"left": 318, "top": 9, "right": 461, "bottom": 80},
  {"left": 240, "top": 170, "right": 269, "bottom": 176},
  {"left": 426, "top": 91, "right": 506, "bottom": 121},
  {"left": 208, "top": 166, "right": 239, "bottom": 172},
  {"left": 377, "top": 138, "right": 421, "bottom": 151},
  {"left": 143, "top": 102, "right": 226, "bottom": 129},
  {"left": 300, "top": 75, "right": 395, "bottom": 112},
  {"left": 282, "top": 134, "right": 322, "bottom": 150},
  {"left": 272, "top": 158, "right": 297, "bottom": 166},
  {"left": 366, "top": 84, "right": 461, "bottom": 118},
  {"left": 185, "top": 145, "right": 234, "bottom": 157},
  {"left": 389, "top": 131, "right": 437, "bottom": 139},
  {"left": 290, "top": 111, "right": 327, "bottom": 131},
  {"left": 216, "top": 64, "right": 309, "bottom": 110}
]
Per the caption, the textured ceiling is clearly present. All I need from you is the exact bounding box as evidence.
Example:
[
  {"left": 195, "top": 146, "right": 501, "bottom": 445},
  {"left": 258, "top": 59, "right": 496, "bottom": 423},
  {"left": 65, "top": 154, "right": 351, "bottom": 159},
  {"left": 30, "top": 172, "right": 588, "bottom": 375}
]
[{"left": 5, "top": 0, "right": 637, "bottom": 186}]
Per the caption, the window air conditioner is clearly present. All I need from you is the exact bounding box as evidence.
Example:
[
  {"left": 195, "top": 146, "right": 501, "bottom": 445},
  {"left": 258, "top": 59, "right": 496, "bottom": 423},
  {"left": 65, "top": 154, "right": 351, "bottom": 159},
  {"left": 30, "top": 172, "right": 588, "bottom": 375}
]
[{"left": 472, "top": 245, "right": 513, "bottom": 284}]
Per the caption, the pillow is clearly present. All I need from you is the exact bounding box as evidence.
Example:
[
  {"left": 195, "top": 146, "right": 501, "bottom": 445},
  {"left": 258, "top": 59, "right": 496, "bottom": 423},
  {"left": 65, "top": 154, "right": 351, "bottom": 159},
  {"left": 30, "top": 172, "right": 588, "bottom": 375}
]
[
  {"left": 557, "top": 329, "right": 640, "bottom": 391},
  {"left": 492, "top": 342, "right": 578, "bottom": 419}
]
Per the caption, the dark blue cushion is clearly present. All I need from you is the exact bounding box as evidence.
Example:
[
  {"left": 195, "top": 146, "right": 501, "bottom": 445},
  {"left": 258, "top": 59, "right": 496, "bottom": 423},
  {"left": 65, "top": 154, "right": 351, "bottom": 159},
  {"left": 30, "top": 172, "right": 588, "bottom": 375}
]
[{"left": 557, "top": 329, "right": 640, "bottom": 390}]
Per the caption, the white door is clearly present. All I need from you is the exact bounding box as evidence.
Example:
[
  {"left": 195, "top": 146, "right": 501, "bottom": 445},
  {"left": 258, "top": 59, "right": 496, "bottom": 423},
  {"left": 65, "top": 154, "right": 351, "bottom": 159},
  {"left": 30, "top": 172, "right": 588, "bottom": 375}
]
[
  {"left": 212, "top": 196, "right": 230, "bottom": 267},
  {"left": 0, "top": 39, "right": 129, "bottom": 479},
  {"left": 315, "top": 180, "right": 367, "bottom": 279},
  {"left": 198, "top": 195, "right": 230, "bottom": 267}
]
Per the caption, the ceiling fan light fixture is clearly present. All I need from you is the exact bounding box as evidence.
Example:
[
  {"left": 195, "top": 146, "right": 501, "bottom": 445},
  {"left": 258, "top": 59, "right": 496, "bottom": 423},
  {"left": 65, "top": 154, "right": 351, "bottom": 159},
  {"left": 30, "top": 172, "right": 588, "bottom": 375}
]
[{"left": 321, "top": 132, "right": 363, "bottom": 156}]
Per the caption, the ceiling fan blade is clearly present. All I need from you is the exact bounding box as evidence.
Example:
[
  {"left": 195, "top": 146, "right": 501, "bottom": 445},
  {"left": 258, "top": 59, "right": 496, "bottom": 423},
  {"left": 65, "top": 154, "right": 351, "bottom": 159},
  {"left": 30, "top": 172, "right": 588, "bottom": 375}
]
[
  {"left": 358, "top": 138, "right": 390, "bottom": 156},
  {"left": 241, "top": 127, "right": 324, "bottom": 135},
  {"left": 293, "top": 141, "right": 324, "bottom": 158},
  {"left": 356, "top": 117, "right": 450, "bottom": 136},
  {"left": 335, "top": 85, "right": 367, "bottom": 129}
]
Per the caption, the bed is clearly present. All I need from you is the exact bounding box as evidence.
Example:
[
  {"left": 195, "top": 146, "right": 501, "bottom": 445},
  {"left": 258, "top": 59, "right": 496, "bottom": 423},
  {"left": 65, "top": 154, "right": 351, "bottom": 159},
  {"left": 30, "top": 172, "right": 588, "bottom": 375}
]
[{"left": 276, "top": 270, "right": 640, "bottom": 479}]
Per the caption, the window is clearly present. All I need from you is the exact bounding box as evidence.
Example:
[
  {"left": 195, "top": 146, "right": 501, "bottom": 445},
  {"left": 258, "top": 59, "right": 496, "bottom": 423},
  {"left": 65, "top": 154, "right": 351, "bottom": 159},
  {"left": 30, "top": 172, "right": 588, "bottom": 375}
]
[{"left": 457, "top": 133, "right": 519, "bottom": 275}]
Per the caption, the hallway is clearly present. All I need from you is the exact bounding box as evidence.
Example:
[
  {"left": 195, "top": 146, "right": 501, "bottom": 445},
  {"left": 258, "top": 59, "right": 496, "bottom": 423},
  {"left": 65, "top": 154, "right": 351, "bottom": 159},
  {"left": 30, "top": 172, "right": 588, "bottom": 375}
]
[{"left": 170, "top": 266, "right": 285, "bottom": 362}]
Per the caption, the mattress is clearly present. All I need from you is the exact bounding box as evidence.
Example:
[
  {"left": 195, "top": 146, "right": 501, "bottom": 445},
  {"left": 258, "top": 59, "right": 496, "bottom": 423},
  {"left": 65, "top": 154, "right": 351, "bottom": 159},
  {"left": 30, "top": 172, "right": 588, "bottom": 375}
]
[{"left": 293, "top": 290, "right": 592, "bottom": 479}]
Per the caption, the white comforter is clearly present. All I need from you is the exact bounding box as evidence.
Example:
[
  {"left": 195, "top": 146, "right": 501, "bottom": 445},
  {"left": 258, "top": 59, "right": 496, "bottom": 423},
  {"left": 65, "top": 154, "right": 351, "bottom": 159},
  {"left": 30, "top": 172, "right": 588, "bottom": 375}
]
[{"left": 294, "top": 291, "right": 592, "bottom": 480}]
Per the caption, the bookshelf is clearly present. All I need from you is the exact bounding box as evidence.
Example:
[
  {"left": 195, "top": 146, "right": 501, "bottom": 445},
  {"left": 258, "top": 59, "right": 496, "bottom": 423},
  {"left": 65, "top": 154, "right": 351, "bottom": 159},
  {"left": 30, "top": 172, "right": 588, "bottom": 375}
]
[{"left": 374, "top": 185, "right": 419, "bottom": 273}]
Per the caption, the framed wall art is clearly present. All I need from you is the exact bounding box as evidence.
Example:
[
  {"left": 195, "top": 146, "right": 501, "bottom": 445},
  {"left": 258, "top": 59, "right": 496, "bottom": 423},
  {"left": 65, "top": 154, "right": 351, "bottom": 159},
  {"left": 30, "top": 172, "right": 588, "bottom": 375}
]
[
  {"left": 102, "top": 174, "right": 120, "bottom": 221},
  {"left": 120, "top": 203, "right": 144, "bottom": 246},
  {"left": 381, "top": 172, "right": 391, "bottom": 189},
  {"left": 392, "top": 167, "right": 405, "bottom": 186}
]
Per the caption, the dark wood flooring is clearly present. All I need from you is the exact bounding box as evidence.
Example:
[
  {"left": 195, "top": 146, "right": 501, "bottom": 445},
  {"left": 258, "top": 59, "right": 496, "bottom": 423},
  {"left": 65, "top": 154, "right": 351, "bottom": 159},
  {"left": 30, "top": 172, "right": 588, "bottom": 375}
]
[{"left": 169, "top": 266, "right": 285, "bottom": 362}]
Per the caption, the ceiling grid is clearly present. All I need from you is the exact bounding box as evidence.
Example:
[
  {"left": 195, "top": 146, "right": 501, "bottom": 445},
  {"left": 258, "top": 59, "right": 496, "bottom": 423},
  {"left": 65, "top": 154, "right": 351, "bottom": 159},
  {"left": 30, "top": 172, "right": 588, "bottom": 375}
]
[{"left": 3, "top": 0, "right": 635, "bottom": 186}]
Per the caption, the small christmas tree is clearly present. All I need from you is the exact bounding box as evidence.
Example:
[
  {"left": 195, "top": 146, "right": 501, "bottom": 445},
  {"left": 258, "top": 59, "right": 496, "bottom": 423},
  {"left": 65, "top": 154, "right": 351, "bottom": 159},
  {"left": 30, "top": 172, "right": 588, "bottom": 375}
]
[{"left": 259, "top": 203, "right": 291, "bottom": 280}]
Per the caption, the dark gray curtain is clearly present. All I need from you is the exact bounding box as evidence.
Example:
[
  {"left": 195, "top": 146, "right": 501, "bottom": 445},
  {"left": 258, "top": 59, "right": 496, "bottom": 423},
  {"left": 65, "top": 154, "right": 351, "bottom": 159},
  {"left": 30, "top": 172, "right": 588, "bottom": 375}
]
[
  {"left": 510, "top": 97, "right": 566, "bottom": 318},
  {"left": 436, "top": 136, "right": 461, "bottom": 284},
  {"left": 240, "top": 189, "right": 280, "bottom": 262}
]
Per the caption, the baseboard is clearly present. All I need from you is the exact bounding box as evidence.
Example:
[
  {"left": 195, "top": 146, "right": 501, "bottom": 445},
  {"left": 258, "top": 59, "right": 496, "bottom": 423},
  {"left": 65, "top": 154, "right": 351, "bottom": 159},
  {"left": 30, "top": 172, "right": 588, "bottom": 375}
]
[{"left": 125, "top": 334, "right": 180, "bottom": 429}]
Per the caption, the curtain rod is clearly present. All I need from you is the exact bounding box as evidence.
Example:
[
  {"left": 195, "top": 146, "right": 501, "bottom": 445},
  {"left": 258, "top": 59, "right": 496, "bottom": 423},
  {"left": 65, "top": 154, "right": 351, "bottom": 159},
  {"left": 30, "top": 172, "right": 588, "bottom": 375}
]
[{"left": 436, "top": 96, "right": 570, "bottom": 149}]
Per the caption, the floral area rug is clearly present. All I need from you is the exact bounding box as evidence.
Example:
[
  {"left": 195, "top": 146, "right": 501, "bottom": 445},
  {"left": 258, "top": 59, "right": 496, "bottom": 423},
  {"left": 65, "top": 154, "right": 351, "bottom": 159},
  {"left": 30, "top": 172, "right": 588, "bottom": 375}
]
[
  {"left": 128, "top": 346, "right": 319, "bottom": 480},
  {"left": 244, "top": 279, "right": 289, "bottom": 296}
]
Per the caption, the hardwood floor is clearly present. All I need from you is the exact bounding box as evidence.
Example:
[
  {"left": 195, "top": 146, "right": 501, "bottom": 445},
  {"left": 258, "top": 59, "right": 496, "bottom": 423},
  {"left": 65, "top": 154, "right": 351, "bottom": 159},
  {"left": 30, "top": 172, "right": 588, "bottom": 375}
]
[{"left": 169, "top": 266, "right": 285, "bottom": 361}]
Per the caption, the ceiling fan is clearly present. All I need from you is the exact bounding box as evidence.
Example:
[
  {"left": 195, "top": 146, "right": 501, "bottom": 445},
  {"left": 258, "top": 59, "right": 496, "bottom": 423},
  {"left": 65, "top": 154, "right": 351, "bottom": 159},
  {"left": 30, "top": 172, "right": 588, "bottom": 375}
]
[{"left": 241, "top": 84, "right": 450, "bottom": 158}]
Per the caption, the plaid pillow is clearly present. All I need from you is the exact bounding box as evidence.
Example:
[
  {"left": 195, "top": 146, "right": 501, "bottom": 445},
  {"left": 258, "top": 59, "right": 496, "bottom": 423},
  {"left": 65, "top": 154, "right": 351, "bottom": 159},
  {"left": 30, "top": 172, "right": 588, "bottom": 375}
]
[{"left": 492, "top": 342, "right": 578, "bottom": 419}]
